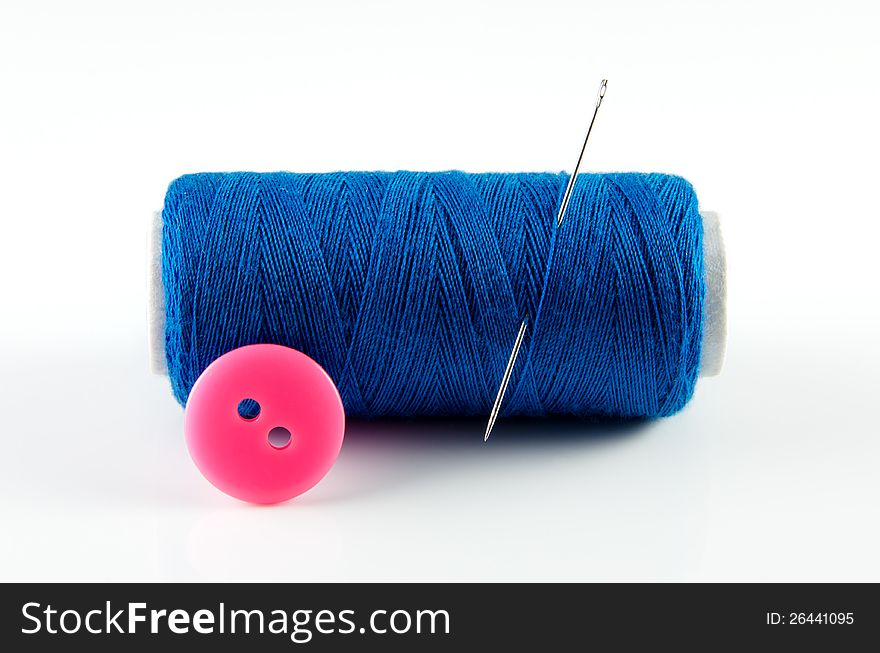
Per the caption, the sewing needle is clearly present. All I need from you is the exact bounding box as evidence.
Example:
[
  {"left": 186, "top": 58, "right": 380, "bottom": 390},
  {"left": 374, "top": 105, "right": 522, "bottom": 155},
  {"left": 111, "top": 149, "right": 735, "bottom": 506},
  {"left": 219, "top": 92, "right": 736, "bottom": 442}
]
[{"left": 484, "top": 79, "right": 607, "bottom": 442}]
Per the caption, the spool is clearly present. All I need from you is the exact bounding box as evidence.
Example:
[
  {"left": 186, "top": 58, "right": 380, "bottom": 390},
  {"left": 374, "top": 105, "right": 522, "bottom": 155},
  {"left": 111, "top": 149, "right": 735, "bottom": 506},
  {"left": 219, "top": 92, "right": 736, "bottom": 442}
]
[
  {"left": 149, "top": 172, "right": 727, "bottom": 411},
  {"left": 148, "top": 187, "right": 727, "bottom": 379}
]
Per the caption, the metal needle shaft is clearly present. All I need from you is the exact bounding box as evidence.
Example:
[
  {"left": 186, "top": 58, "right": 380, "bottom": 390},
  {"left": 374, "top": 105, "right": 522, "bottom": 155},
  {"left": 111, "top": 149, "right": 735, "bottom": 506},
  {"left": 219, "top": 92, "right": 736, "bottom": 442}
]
[{"left": 484, "top": 79, "right": 608, "bottom": 442}]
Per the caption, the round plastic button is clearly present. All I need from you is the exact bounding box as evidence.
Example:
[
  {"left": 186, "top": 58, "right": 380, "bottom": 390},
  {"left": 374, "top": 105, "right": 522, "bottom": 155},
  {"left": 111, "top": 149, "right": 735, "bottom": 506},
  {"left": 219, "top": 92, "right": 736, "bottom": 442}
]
[{"left": 184, "top": 344, "right": 345, "bottom": 504}]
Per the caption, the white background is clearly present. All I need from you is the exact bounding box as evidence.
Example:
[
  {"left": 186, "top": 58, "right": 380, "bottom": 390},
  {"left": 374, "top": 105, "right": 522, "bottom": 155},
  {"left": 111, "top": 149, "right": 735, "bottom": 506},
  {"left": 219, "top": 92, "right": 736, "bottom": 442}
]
[{"left": 1, "top": 0, "right": 878, "bottom": 581}]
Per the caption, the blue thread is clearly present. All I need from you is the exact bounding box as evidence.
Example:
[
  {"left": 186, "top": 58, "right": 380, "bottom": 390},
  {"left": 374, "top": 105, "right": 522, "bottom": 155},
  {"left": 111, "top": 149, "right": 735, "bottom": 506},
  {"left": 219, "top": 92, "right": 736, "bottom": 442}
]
[{"left": 162, "top": 171, "right": 704, "bottom": 418}]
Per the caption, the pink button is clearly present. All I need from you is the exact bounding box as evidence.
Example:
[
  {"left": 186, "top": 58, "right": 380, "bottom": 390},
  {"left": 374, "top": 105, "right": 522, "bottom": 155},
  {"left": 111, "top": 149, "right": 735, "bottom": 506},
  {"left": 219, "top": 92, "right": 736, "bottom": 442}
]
[{"left": 184, "top": 344, "right": 345, "bottom": 504}]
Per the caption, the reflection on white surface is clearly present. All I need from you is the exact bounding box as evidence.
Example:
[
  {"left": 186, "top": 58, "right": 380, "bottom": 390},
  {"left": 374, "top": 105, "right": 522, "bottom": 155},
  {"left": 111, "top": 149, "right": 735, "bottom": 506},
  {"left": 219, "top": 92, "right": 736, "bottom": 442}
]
[{"left": 1, "top": 331, "right": 877, "bottom": 582}]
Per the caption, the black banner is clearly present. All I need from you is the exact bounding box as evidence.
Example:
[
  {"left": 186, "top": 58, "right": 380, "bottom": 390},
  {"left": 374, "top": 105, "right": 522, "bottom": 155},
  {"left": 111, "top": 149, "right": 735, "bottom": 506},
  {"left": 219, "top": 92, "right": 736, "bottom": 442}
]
[{"left": 1, "top": 583, "right": 876, "bottom": 650}]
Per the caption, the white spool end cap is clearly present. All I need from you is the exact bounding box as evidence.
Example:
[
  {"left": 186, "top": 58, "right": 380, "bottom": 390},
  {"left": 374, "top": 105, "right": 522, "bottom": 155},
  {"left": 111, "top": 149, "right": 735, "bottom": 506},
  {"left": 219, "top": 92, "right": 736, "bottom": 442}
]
[
  {"left": 148, "top": 210, "right": 166, "bottom": 374},
  {"left": 699, "top": 211, "right": 727, "bottom": 377}
]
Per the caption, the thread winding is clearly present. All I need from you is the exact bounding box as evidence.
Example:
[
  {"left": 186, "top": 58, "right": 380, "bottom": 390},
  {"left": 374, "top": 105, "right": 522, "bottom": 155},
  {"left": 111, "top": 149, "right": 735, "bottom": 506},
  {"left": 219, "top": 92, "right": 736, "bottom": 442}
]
[{"left": 162, "top": 171, "right": 704, "bottom": 418}]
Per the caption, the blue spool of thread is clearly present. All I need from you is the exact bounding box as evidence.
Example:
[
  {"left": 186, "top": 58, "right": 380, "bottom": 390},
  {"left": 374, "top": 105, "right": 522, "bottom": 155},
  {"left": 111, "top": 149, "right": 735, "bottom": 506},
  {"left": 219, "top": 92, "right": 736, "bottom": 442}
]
[{"left": 159, "top": 171, "right": 709, "bottom": 419}]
